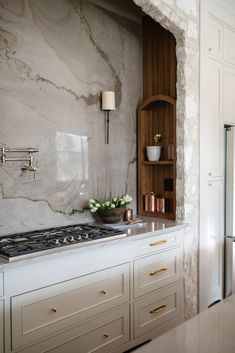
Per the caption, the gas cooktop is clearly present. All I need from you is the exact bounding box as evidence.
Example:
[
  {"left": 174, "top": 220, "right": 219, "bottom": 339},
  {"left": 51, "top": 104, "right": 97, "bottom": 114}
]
[{"left": 0, "top": 224, "right": 126, "bottom": 262}]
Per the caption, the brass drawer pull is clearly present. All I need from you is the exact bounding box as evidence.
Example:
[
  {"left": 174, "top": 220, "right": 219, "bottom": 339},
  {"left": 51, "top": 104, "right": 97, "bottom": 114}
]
[
  {"left": 208, "top": 47, "right": 212, "bottom": 52},
  {"left": 149, "top": 240, "right": 167, "bottom": 247},
  {"left": 150, "top": 304, "right": 167, "bottom": 314},
  {"left": 149, "top": 267, "right": 167, "bottom": 276},
  {"left": 100, "top": 289, "right": 107, "bottom": 295},
  {"left": 50, "top": 307, "right": 57, "bottom": 313},
  {"left": 103, "top": 332, "right": 109, "bottom": 338}
]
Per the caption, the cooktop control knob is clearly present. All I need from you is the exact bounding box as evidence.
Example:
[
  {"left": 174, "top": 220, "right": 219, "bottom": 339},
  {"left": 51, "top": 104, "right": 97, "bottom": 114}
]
[
  {"left": 83, "top": 233, "right": 89, "bottom": 239},
  {"left": 51, "top": 238, "right": 59, "bottom": 245},
  {"left": 67, "top": 236, "right": 75, "bottom": 242},
  {"left": 60, "top": 237, "right": 67, "bottom": 244}
]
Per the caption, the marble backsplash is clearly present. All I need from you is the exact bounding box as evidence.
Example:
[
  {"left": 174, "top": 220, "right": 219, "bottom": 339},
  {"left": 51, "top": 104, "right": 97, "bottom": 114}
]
[{"left": 0, "top": 0, "right": 142, "bottom": 235}]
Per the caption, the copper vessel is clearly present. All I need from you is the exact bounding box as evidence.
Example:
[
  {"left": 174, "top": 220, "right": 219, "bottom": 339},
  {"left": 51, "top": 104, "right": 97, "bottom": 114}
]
[{"left": 144, "top": 192, "right": 155, "bottom": 212}]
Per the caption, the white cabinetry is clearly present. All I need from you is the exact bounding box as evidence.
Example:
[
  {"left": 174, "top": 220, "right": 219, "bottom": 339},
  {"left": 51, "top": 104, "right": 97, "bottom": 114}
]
[
  {"left": 200, "top": 1, "right": 235, "bottom": 310},
  {"left": 1, "top": 227, "right": 184, "bottom": 353},
  {"left": 131, "top": 231, "right": 183, "bottom": 345},
  {"left": 208, "top": 16, "right": 223, "bottom": 58},
  {"left": 207, "top": 180, "right": 224, "bottom": 304},
  {"left": 0, "top": 300, "right": 3, "bottom": 353},
  {"left": 224, "top": 27, "right": 235, "bottom": 65},
  {"left": 0, "top": 272, "right": 3, "bottom": 353},
  {"left": 11, "top": 263, "right": 129, "bottom": 350},
  {"left": 206, "top": 58, "right": 223, "bottom": 178},
  {"left": 223, "top": 65, "right": 235, "bottom": 124}
]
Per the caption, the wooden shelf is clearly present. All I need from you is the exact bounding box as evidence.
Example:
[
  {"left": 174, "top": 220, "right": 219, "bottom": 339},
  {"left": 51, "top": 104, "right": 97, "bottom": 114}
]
[
  {"left": 142, "top": 160, "right": 174, "bottom": 165},
  {"left": 137, "top": 18, "right": 177, "bottom": 221}
]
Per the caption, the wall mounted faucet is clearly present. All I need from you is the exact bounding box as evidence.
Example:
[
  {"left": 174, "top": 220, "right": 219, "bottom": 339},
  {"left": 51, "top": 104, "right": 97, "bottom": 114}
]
[{"left": 0, "top": 147, "right": 39, "bottom": 179}]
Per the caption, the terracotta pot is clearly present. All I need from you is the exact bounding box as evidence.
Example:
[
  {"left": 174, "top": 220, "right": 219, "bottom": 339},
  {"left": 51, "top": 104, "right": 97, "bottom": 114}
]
[{"left": 97, "top": 207, "right": 126, "bottom": 224}]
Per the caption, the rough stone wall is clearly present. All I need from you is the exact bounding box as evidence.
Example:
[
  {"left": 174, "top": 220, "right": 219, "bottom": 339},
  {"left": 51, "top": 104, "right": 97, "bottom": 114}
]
[{"left": 133, "top": 0, "right": 199, "bottom": 319}]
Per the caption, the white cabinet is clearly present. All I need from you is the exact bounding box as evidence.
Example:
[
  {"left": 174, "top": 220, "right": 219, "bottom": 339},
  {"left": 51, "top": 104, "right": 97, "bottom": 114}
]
[
  {"left": 21, "top": 306, "right": 130, "bottom": 353},
  {"left": 0, "top": 300, "right": 3, "bottom": 353},
  {"left": 208, "top": 16, "right": 223, "bottom": 58},
  {"left": 224, "top": 27, "right": 235, "bottom": 65},
  {"left": 206, "top": 58, "right": 223, "bottom": 178},
  {"left": 133, "top": 284, "right": 182, "bottom": 339},
  {"left": 132, "top": 231, "right": 183, "bottom": 342},
  {"left": 207, "top": 180, "right": 224, "bottom": 305},
  {"left": 11, "top": 263, "right": 129, "bottom": 350},
  {"left": 134, "top": 247, "right": 181, "bottom": 298},
  {"left": 223, "top": 65, "right": 235, "bottom": 124},
  {"left": 2, "top": 228, "right": 184, "bottom": 353}
]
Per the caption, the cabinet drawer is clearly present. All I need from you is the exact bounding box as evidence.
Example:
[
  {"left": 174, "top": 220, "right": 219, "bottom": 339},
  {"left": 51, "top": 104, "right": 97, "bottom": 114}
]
[
  {"left": 134, "top": 248, "right": 181, "bottom": 298},
  {"left": 133, "top": 284, "right": 182, "bottom": 338},
  {"left": 21, "top": 306, "right": 130, "bottom": 353},
  {"left": 0, "top": 273, "right": 3, "bottom": 297},
  {"left": 135, "top": 231, "right": 181, "bottom": 257},
  {"left": 11, "top": 263, "right": 129, "bottom": 350}
]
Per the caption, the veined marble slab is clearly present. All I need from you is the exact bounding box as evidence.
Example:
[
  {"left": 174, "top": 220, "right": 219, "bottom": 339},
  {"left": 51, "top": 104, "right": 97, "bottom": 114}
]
[{"left": 0, "top": 0, "right": 142, "bottom": 234}]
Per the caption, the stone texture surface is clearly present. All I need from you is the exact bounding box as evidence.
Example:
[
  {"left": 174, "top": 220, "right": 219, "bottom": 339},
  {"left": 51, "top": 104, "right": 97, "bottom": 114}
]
[
  {"left": 133, "top": 0, "right": 199, "bottom": 319},
  {"left": 0, "top": 0, "right": 142, "bottom": 231},
  {"left": 0, "top": 0, "right": 199, "bottom": 320}
]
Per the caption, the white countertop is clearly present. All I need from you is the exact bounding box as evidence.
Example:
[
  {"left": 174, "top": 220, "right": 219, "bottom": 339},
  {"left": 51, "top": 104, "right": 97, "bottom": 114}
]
[
  {"left": 0, "top": 218, "right": 185, "bottom": 270},
  {"left": 135, "top": 295, "right": 235, "bottom": 353}
]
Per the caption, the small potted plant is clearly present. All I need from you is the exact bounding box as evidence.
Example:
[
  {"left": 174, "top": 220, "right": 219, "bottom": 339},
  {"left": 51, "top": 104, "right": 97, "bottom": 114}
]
[
  {"left": 89, "top": 194, "right": 132, "bottom": 223},
  {"left": 146, "top": 133, "right": 164, "bottom": 161}
]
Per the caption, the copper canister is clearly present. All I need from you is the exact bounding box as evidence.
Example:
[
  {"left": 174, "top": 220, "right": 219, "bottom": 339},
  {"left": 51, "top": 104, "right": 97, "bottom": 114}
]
[
  {"left": 123, "top": 208, "right": 133, "bottom": 221},
  {"left": 156, "top": 196, "right": 165, "bottom": 213},
  {"left": 144, "top": 192, "right": 155, "bottom": 212}
]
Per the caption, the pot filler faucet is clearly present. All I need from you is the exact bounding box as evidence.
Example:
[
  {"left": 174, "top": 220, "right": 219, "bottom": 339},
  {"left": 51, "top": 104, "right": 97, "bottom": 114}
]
[{"left": 0, "top": 147, "right": 39, "bottom": 179}]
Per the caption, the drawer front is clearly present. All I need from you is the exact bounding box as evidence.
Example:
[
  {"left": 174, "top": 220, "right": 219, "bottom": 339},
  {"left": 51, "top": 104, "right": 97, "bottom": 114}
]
[
  {"left": 20, "top": 306, "right": 130, "bottom": 353},
  {"left": 11, "top": 263, "right": 129, "bottom": 350},
  {"left": 134, "top": 248, "right": 181, "bottom": 298},
  {"left": 134, "top": 284, "right": 182, "bottom": 338},
  {"left": 0, "top": 273, "right": 3, "bottom": 297},
  {"left": 135, "top": 230, "right": 182, "bottom": 257}
]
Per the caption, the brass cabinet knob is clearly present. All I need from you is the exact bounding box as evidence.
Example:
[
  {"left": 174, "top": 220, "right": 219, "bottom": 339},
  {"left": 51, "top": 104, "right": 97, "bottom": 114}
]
[
  {"left": 51, "top": 307, "right": 57, "bottom": 313},
  {"left": 208, "top": 172, "right": 212, "bottom": 176},
  {"left": 208, "top": 47, "right": 212, "bottom": 51},
  {"left": 103, "top": 332, "right": 109, "bottom": 338},
  {"left": 100, "top": 289, "right": 107, "bottom": 295}
]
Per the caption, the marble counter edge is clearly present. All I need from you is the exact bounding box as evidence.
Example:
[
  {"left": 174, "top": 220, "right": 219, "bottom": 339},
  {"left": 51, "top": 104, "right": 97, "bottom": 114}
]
[{"left": 0, "top": 219, "right": 187, "bottom": 271}]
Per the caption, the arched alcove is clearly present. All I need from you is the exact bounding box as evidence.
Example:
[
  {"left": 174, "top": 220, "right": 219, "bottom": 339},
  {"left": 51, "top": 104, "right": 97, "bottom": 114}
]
[{"left": 133, "top": 0, "right": 200, "bottom": 319}]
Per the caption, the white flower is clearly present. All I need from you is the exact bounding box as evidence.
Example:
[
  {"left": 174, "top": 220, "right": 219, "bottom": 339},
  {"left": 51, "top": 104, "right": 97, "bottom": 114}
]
[
  {"left": 120, "top": 200, "right": 125, "bottom": 205},
  {"left": 95, "top": 203, "right": 100, "bottom": 208},
  {"left": 89, "top": 199, "right": 95, "bottom": 204},
  {"left": 112, "top": 197, "right": 117, "bottom": 202},
  {"left": 111, "top": 203, "right": 115, "bottom": 208},
  {"left": 90, "top": 207, "right": 97, "bottom": 212},
  {"left": 123, "top": 195, "right": 132, "bottom": 203},
  {"left": 105, "top": 201, "right": 110, "bottom": 206}
]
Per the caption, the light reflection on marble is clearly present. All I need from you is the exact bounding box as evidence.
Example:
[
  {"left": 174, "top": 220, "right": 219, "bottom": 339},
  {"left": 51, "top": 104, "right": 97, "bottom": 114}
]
[{"left": 56, "top": 132, "right": 88, "bottom": 183}]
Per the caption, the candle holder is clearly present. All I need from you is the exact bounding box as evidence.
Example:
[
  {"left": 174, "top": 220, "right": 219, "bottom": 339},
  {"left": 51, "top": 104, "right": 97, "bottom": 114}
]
[{"left": 101, "top": 91, "right": 115, "bottom": 144}]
